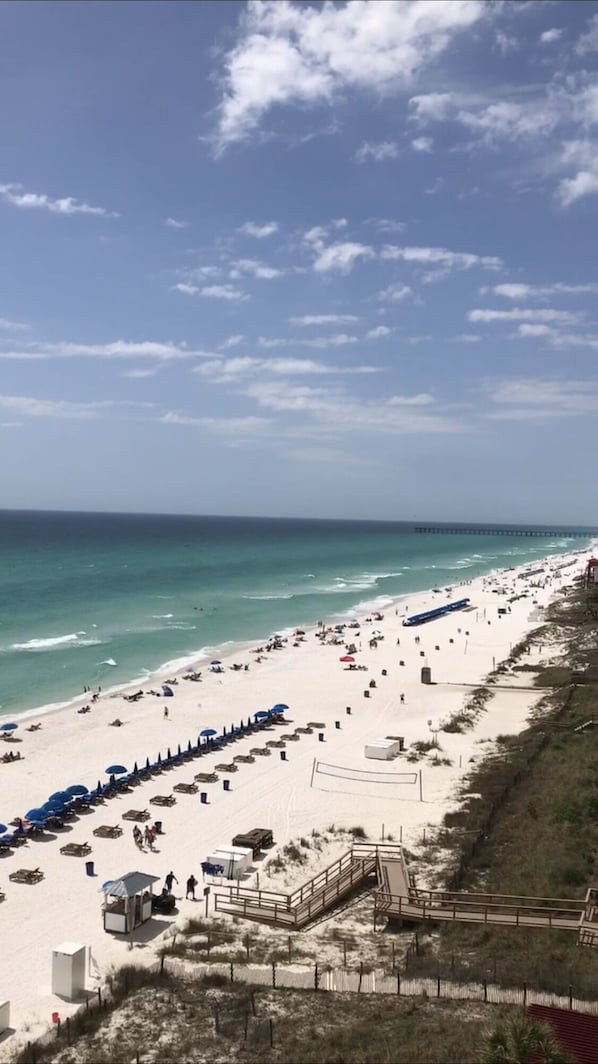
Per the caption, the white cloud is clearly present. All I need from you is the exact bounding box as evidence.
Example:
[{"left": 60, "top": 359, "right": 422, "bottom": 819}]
[
  {"left": 539, "top": 28, "right": 563, "bottom": 45},
  {"left": 355, "top": 140, "right": 399, "bottom": 162},
  {"left": 468, "top": 307, "right": 582, "bottom": 324},
  {"left": 0, "top": 394, "right": 150, "bottom": 419},
  {"left": 312, "top": 240, "right": 375, "bottom": 273},
  {"left": 166, "top": 217, "right": 187, "bottom": 228},
  {"left": 381, "top": 244, "right": 501, "bottom": 272},
  {"left": 453, "top": 333, "right": 481, "bottom": 343},
  {"left": 229, "top": 258, "right": 283, "bottom": 279},
  {"left": 369, "top": 217, "right": 406, "bottom": 233},
  {"left": 411, "top": 136, "right": 433, "bottom": 152},
  {"left": 483, "top": 282, "right": 598, "bottom": 299},
  {"left": 289, "top": 314, "right": 360, "bottom": 326},
  {"left": 219, "top": 334, "right": 244, "bottom": 349},
  {"left": 238, "top": 220, "right": 279, "bottom": 238},
  {"left": 214, "top": 0, "right": 486, "bottom": 150},
  {"left": 516, "top": 324, "right": 598, "bottom": 350},
  {"left": 200, "top": 284, "right": 249, "bottom": 301},
  {"left": 194, "top": 355, "right": 378, "bottom": 382},
  {"left": 258, "top": 333, "right": 358, "bottom": 349},
  {"left": 576, "top": 13, "right": 598, "bottom": 55},
  {"left": 332, "top": 217, "right": 348, "bottom": 229},
  {"left": 366, "top": 325, "right": 392, "bottom": 338},
  {"left": 377, "top": 283, "right": 414, "bottom": 303},
  {"left": 0, "top": 339, "right": 215, "bottom": 361},
  {"left": 558, "top": 169, "right": 598, "bottom": 207},
  {"left": 173, "top": 283, "right": 201, "bottom": 295},
  {"left": 494, "top": 31, "right": 518, "bottom": 55},
  {"left": 122, "top": 368, "right": 160, "bottom": 378},
  {"left": 0, "top": 317, "right": 29, "bottom": 331},
  {"left": 456, "top": 100, "right": 558, "bottom": 144},
  {"left": 408, "top": 92, "right": 454, "bottom": 123},
  {"left": 161, "top": 411, "right": 270, "bottom": 433},
  {"left": 0, "top": 183, "right": 118, "bottom": 217},
  {"left": 485, "top": 377, "right": 598, "bottom": 419}
]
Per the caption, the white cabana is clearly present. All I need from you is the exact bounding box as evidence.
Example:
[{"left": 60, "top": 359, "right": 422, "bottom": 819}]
[{"left": 102, "top": 871, "right": 160, "bottom": 935}]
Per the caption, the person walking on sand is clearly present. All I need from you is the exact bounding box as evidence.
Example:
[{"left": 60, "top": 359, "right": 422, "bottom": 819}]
[
  {"left": 186, "top": 874, "right": 198, "bottom": 900},
  {"left": 165, "top": 871, "right": 178, "bottom": 893},
  {"left": 163, "top": 705, "right": 169, "bottom": 719},
  {"left": 144, "top": 825, "right": 155, "bottom": 851}
]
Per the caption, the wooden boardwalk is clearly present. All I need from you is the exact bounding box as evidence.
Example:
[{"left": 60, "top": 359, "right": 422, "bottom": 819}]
[{"left": 214, "top": 844, "right": 598, "bottom": 945}]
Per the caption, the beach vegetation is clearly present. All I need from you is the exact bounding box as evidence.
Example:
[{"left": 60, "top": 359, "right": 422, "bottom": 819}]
[
  {"left": 478, "top": 1015, "right": 572, "bottom": 1064},
  {"left": 349, "top": 825, "right": 368, "bottom": 839}
]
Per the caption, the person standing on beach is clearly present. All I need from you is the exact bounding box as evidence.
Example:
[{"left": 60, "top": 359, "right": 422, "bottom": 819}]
[
  {"left": 165, "top": 871, "right": 178, "bottom": 893},
  {"left": 186, "top": 874, "right": 198, "bottom": 899},
  {"left": 164, "top": 705, "right": 169, "bottom": 719}
]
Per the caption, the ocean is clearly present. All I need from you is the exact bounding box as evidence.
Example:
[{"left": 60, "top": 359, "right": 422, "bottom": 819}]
[{"left": 0, "top": 510, "right": 591, "bottom": 719}]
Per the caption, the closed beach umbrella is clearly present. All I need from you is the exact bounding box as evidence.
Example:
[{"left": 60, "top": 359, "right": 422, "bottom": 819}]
[
  {"left": 177, "top": 744, "right": 182, "bottom": 756},
  {"left": 0, "top": 722, "right": 17, "bottom": 732},
  {"left": 105, "top": 764, "right": 127, "bottom": 775},
  {"left": 65, "top": 785, "right": 88, "bottom": 797},
  {"left": 199, "top": 728, "right": 217, "bottom": 737},
  {"left": 167, "top": 747, "right": 172, "bottom": 759},
  {"left": 133, "top": 762, "right": 138, "bottom": 774},
  {"left": 187, "top": 740, "right": 192, "bottom": 752},
  {"left": 145, "top": 757, "right": 150, "bottom": 770}
]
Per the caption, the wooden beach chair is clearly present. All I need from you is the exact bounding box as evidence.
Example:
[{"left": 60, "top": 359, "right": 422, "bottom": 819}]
[
  {"left": 60, "top": 842, "right": 92, "bottom": 857},
  {"left": 149, "top": 794, "right": 176, "bottom": 807},
  {"left": 92, "top": 825, "right": 123, "bottom": 838},
  {"left": 281, "top": 733, "right": 300, "bottom": 741},
  {"left": 215, "top": 762, "right": 238, "bottom": 773},
  {"left": 172, "top": 782, "right": 198, "bottom": 794},
  {"left": 265, "top": 739, "right": 285, "bottom": 749},
  {"left": 122, "top": 809, "right": 150, "bottom": 822},
  {"left": 307, "top": 721, "right": 325, "bottom": 729},
  {"left": 194, "top": 772, "right": 219, "bottom": 783},
  {"left": 250, "top": 747, "right": 271, "bottom": 756},
  {"left": 294, "top": 726, "right": 313, "bottom": 734},
  {"left": 233, "top": 754, "right": 255, "bottom": 764},
  {"left": 9, "top": 868, "right": 44, "bottom": 884}
]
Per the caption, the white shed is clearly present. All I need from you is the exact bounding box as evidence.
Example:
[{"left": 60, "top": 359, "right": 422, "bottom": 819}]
[{"left": 364, "top": 738, "right": 402, "bottom": 761}]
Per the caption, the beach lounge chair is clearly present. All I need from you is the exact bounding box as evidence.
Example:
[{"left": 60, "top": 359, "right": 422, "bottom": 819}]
[
  {"left": 92, "top": 825, "right": 123, "bottom": 838},
  {"left": 233, "top": 754, "right": 255, "bottom": 764},
  {"left": 60, "top": 842, "right": 92, "bottom": 857},
  {"left": 149, "top": 794, "right": 176, "bottom": 807},
  {"left": 194, "top": 772, "right": 219, "bottom": 783},
  {"left": 281, "top": 733, "right": 300, "bottom": 741},
  {"left": 172, "top": 783, "right": 198, "bottom": 794},
  {"left": 9, "top": 868, "right": 44, "bottom": 884},
  {"left": 250, "top": 747, "right": 271, "bottom": 756},
  {"left": 294, "top": 726, "right": 313, "bottom": 734},
  {"left": 265, "top": 739, "right": 285, "bottom": 748},
  {"left": 215, "top": 763, "right": 238, "bottom": 773},
  {"left": 307, "top": 721, "right": 325, "bottom": 729},
  {"left": 122, "top": 809, "right": 150, "bottom": 822},
  {"left": 0, "top": 888, "right": 5, "bottom": 902}
]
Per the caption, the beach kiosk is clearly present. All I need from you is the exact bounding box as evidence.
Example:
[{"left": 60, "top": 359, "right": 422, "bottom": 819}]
[{"left": 102, "top": 872, "right": 159, "bottom": 935}]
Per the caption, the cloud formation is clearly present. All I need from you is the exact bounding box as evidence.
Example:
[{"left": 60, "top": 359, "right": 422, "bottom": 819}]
[
  {"left": 238, "top": 220, "right": 279, "bottom": 237},
  {"left": 0, "top": 183, "right": 118, "bottom": 217},
  {"left": 214, "top": 0, "right": 486, "bottom": 150}
]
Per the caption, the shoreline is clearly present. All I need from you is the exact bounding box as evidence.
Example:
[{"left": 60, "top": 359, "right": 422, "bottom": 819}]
[
  {"left": 3, "top": 541, "right": 584, "bottom": 728},
  {"left": 0, "top": 544, "right": 593, "bottom": 1054}
]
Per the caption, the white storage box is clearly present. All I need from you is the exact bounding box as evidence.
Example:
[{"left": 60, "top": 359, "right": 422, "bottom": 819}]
[
  {"left": 365, "top": 739, "right": 399, "bottom": 761},
  {"left": 51, "top": 943, "right": 86, "bottom": 999}
]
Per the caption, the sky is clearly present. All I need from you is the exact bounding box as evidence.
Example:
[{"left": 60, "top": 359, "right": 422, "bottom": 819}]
[{"left": 1, "top": 0, "right": 597, "bottom": 524}]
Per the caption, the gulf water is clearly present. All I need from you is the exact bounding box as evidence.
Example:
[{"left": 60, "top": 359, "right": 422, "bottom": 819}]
[{"left": 0, "top": 510, "right": 591, "bottom": 718}]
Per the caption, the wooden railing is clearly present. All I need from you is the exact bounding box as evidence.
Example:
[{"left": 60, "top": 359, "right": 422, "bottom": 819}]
[
  {"left": 374, "top": 890, "right": 585, "bottom": 930},
  {"left": 214, "top": 844, "right": 400, "bottom": 928}
]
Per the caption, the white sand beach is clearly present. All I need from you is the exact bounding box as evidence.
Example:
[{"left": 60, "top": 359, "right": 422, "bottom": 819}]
[{"left": 0, "top": 546, "right": 592, "bottom": 1055}]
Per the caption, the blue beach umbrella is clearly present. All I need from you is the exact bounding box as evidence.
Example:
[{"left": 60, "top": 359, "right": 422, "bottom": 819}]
[
  {"left": 25, "top": 808, "right": 46, "bottom": 821},
  {"left": 0, "top": 823, "right": 6, "bottom": 834},
  {"left": 271, "top": 703, "right": 289, "bottom": 711},
  {"left": 48, "top": 791, "right": 71, "bottom": 803},
  {"left": 105, "top": 764, "right": 127, "bottom": 775},
  {"left": 44, "top": 799, "right": 66, "bottom": 812},
  {"left": 200, "top": 728, "right": 217, "bottom": 737},
  {"left": 254, "top": 711, "right": 269, "bottom": 720},
  {"left": 210, "top": 660, "right": 221, "bottom": 666},
  {"left": 65, "top": 785, "right": 89, "bottom": 797},
  {"left": 0, "top": 722, "right": 17, "bottom": 732}
]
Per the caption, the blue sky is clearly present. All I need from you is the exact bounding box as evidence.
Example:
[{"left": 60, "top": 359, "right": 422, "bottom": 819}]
[{"left": 1, "top": 0, "right": 597, "bottom": 523}]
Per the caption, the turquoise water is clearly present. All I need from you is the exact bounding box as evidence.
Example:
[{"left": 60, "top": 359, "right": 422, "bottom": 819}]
[{"left": 0, "top": 510, "right": 591, "bottom": 717}]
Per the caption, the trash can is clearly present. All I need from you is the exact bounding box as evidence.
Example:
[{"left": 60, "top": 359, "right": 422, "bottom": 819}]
[
  {"left": 346, "top": 706, "right": 352, "bottom": 715},
  {"left": 200, "top": 791, "right": 208, "bottom": 804},
  {"left": 335, "top": 721, "right": 341, "bottom": 729},
  {"left": 85, "top": 860, "right": 94, "bottom": 877},
  {"left": 318, "top": 732, "right": 325, "bottom": 742},
  {"left": 280, "top": 750, "right": 287, "bottom": 761},
  {"left": 154, "top": 820, "right": 163, "bottom": 835},
  {"left": 223, "top": 779, "right": 230, "bottom": 792},
  {"left": 364, "top": 689, "right": 370, "bottom": 698},
  {"left": 421, "top": 666, "right": 432, "bottom": 685}
]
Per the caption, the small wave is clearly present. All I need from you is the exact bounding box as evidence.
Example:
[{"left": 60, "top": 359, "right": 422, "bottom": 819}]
[
  {"left": 98, "top": 658, "right": 118, "bottom": 667},
  {"left": 242, "top": 593, "right": 294, "bottom": 601},
  {"left": 152, "top": 613, "right": 174, "bottom": 619},
  {"left": 165, "top": 623, "right": 197, "bottom": 631},
  {"left": 10, "top": 632, "right": 101, "bottom": 651}
]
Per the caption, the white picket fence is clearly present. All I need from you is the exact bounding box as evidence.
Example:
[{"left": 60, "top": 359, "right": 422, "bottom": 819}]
[{"left": 183, "top": 960, "right": 598, "bottom": 1016}]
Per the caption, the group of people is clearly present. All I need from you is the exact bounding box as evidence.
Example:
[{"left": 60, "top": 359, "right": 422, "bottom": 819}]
[
  {"left": 2, "top": 750, "right": 23, "bottom": 763},
  {"left": 162, "top": 870, "right": 198, "bottom": 900},
  {"left": 132, "top": 824, "right": 160, "bottom": 851}
]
